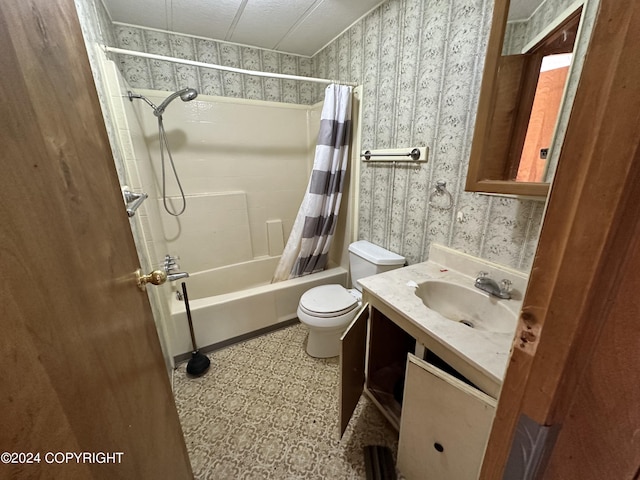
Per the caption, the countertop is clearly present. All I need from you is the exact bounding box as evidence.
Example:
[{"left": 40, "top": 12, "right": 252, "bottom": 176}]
[{"left": 358, "top": 260, "right": 523, "bottom": 391}]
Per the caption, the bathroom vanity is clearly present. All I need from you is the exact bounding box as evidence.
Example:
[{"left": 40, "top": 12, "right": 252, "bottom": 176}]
[{"left": 339, "top": 245, "right": 526, "bottom": 479}]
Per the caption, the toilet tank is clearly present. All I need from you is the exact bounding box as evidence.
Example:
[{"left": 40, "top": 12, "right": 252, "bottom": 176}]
[{"left": 348, "top": 240, "right": 406, "bottom": 291}]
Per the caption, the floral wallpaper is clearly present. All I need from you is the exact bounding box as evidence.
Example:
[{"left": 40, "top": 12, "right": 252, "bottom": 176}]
[
  {"left": 313, "top": 0, "right": 597, "bottom": 269},
  {"left": 79, "top": 0, "right": 602, "bottom": 272},
  {"left": 313, "top": 0, "right": 547, "bottom": 270},
  {"left": 112, "top": 24, "right": 318, "bottom": 105}
]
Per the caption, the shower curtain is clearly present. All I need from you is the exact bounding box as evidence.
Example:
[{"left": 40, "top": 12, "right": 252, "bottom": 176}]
[{"left": 272, "top": 84, "right": 353, "bottom": 282}]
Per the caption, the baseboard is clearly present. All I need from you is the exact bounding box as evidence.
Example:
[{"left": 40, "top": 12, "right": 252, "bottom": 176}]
[{"left": 173, "top": 318, "right": 301, "bottom": 364}]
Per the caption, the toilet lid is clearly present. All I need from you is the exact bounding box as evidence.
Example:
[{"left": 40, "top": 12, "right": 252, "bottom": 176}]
[{"left": 299, "top": 285, "right": 359, "bottom": 317}]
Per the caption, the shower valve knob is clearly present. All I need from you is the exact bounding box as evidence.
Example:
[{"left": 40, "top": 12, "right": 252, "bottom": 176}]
[
  {"left": 136, "top": 268, "right": 167, "bottom": 291},
  {"left": 167, "top": 263, "right": 180, "bottom": 272},
  {"left": 164, "top": 254, "right": 180, "bottom": 272}
]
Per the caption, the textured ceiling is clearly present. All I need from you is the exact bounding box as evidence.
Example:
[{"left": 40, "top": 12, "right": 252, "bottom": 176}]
[
  {"left": 102, "top": 0, "right": 385, "bottom": 57},
  {"left": 101, "top": 0, "right": 545, "bottom": 57}
]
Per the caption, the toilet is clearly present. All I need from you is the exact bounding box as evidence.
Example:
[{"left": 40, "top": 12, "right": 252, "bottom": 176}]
[{"left": 297, "top": 240, "right": 406, "bottom": 358}]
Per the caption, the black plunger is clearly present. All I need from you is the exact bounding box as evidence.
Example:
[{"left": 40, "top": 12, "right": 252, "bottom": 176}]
[{"left": 181, "top": 282, "right": 210, "bottom": 376}]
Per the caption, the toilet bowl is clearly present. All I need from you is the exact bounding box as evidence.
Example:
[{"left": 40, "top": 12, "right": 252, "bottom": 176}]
[
  {"left": 297, "top": 285, "right": 362, "bottom": 358},
  {"left": 297, "top": 241, "right": 405, "bottom": 358}
]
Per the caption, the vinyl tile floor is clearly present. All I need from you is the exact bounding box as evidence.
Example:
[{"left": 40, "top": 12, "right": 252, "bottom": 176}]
[{"left": 172, "top": 322, "right": 401, "bottom": 479}]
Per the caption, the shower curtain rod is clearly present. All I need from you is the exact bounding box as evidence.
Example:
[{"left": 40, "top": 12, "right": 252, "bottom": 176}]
[{"left": 103, "top": 46, "right": 357, "bottom": 87}]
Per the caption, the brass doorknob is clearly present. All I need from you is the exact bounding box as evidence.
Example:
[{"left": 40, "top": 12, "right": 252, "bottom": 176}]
[{"left": 136, "top": 269, "right": 167, "bottom": 291}]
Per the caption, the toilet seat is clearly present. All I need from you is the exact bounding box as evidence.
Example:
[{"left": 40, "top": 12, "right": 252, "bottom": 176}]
[{"left": 298, "top": 284, "right": 359, "bottom": 318}]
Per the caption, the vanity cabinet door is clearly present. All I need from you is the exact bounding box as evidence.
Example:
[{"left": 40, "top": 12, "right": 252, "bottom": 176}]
[
  {"left": 397, "top": 354, "right": 496, "bottom": 480},
  {"left": 366, "top": 307, "right": 416, "bottom": 429},
  {"left": 339, "top": 303, "right": 369, "bottom": 438}
]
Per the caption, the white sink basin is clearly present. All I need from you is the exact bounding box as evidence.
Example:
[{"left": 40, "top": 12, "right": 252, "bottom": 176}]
[{"left": 415, "top": 280, "right": 517, "bottom": 334}]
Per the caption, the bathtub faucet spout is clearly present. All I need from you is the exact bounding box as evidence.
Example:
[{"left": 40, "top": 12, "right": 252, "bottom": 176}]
[{"left": 167, "top": 271, "right": 189, "bottom": 282}]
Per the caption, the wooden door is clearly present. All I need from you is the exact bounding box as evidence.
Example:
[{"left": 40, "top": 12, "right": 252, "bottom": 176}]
[
  {"left": 0, "top": 1, "right": 193, "bottom": 479},
  {"left": 541, "top": 189, "right": 640, "bottom": 479},
  {"left": 479, "top": 1, "right": 640, "bottom": 478}
]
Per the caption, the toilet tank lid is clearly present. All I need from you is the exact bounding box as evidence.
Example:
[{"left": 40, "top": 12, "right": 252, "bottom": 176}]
[{"left": 348, "top": 240, "right": 405, "bottom": 266}]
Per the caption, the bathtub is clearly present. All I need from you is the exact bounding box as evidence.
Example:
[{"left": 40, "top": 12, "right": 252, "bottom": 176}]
[{"left": 168, "top": 255, "right": 348, "bottom": 360}]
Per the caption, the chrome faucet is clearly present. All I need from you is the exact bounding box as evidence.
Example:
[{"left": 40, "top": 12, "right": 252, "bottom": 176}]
[
  {"left": 165, "top": 254, "right": 189, "bottom": 282},
  {"left": 474, "top": 272, "right": 512, "bottom": 299}
]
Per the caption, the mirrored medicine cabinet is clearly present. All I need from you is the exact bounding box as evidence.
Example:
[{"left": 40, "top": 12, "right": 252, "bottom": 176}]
[{"left": 466, "top": 0, "right": 586, "bottom": 197}]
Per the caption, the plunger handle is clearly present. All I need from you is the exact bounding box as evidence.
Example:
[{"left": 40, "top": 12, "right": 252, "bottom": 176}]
[{"left": 181, "top": 282, "right": 198, "bottom": 352}]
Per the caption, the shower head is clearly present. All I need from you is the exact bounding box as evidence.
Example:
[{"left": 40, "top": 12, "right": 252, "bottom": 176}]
[
  {"left": 180, "top": 88, "right": 198, "bottom": 102},
  {"left": 154, "top": 88, "right": 198, "bottom": 117}
]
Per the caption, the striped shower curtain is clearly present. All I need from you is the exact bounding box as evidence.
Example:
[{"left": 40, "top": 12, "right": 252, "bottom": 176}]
[{"left": 272, "top": 84, "right": 353, "bottom": 282}]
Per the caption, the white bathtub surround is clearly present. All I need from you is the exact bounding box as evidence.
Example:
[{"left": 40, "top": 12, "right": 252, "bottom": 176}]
[
  {"left": 160, "top": 192, "right": 253, "bottom": 274},
  {"left": 132, "top": 89, "right": 322, "bottom": 264},
  {"left": 273, "top": 84, "right": 353, "bottom": 282}
]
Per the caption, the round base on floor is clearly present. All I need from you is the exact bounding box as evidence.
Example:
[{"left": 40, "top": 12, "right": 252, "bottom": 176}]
[{"left": 187, "top": 351, "right": 210, "bottom": 376}]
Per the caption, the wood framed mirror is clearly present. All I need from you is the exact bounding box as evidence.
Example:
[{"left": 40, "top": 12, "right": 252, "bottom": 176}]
[{"left": 466, "top": 0, "right": 585, "bottom": 197}]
